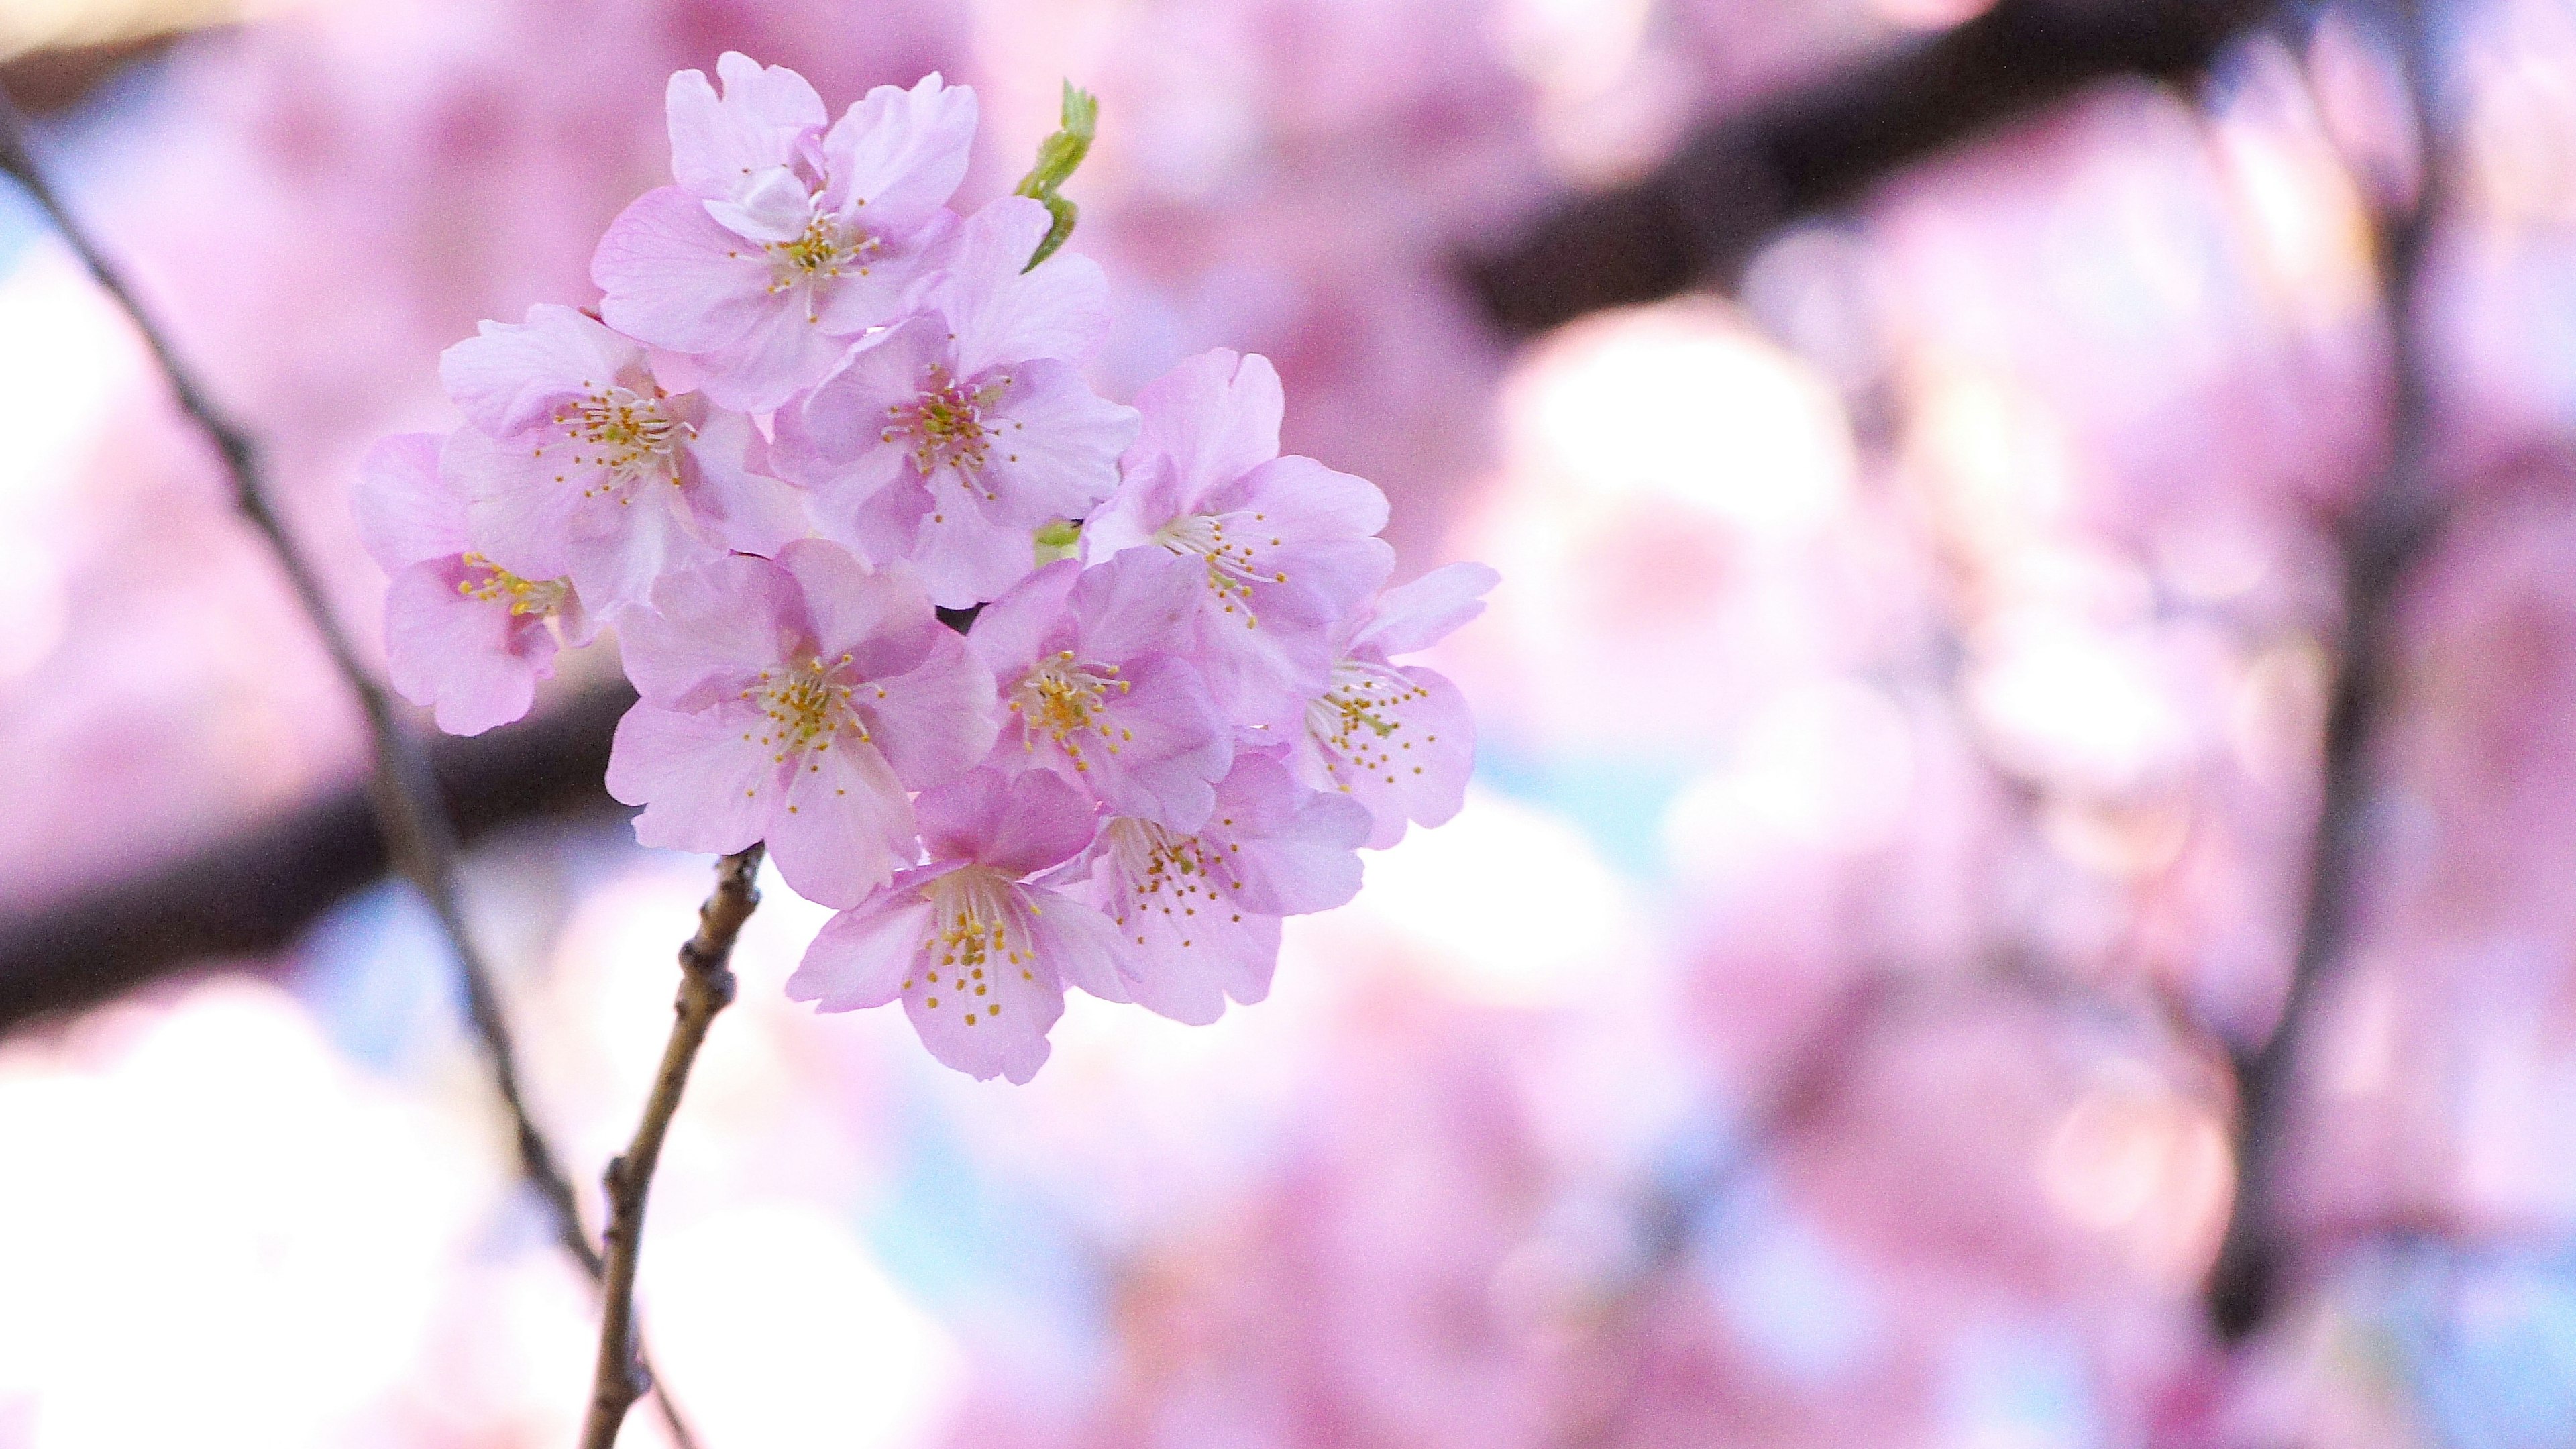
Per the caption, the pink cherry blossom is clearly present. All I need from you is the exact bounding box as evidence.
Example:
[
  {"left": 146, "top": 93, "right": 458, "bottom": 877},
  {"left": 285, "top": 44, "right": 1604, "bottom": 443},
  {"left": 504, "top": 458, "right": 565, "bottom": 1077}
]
[
  {"left": 354, "top": 431, "right": 595, "bottom": 736},
  {"left": 966, "top": 553, "right": 1232, "bottom": 829},
  {"left": 1083, "top": 349, "right": 1395, "bottom": 729},
  {"left": 1066, "top": 753, "right": 1370, "bottom": 1025},
  {"left": 786, "top": 767, "right": 1126, "bottom": 1083},
  {"left": 593, "top": 64, "right": 977, "bottom": 411},
  {"left": 769, "top": 196, "right": 1134, "bottom": 606},
  {"left": 437, "top": 303, "right": 807, "bottom": 614},
  {"left": 1292, "top": 561, "right": 1495, "bottom": 849},
  {"left": 603, "top": 541, "right": 995, "bottom": 907}
]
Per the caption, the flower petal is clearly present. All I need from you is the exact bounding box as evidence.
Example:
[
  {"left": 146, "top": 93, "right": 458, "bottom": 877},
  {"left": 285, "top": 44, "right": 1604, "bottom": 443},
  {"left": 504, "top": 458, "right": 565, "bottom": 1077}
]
[
  {"left": 605, "top": 700, "right": 779, "bottom": 855},
  {"left": 354, "top": 433, "right": 465, "bottom": 571},
  {"left": 767, "top": 734, "right": 918, "bottom": 907},
  {"left": 787, "top": 875, "right": 938, "bottom": 1012}
]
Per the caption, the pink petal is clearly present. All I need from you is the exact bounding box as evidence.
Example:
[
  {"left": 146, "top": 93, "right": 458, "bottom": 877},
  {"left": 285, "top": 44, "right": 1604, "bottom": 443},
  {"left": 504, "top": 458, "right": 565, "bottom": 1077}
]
[
  {"left": 384, "top": 559, "right": 549, "bottom": 737},
  {"left": 1069, "top": 654, "right": 1231, "bottom": 831},
  {"left": 1023, "top": 884, "right": 1131, "bottom": 1006},
  {"left": 439, "top": 305, "right": 642, "bottom": 439},
  {"left": 605, "top": 700, "right": 780, "bottom": 855},
  {"left": 561, "top": 485, "right": 720, "bottom": 618},
  {"left": 1124, "top": 349, "right": 1284, "bottom": 508},
  {"left": 1100, "top": 894, "right": 1280, "bottom": 1026},
  {"left": 1297, "top": 664, "right": 1474, "bottom": 851},
  {"left": 931, "top": 197, "right": 1113, "bottom": 372},
  {"left": 766, "top": 734, "right": 918, "bottom": 907},
  {"left": 916, "top": 768, "right": 1097, "bottom": 875},
  {"left": 900, "top": 922, "right": 1062, "bottom": 1083},
  {"left": 1071, "top": 547, "right": 1199, "bottom": 661},
  {"left": 354, "top": 433, "right": 464, "bottom": 571},
  {"left": 1213, "top": 755, "right": 1371, "bottom": 913},
  {"left": 447, "top": 425, "right": 580, "bottom": 582},
  {"left": 971, "top": 358, "right": 1136, "bottom": 522},
  {"left": 861, "top": 618, "right": 998, "bottom": 788},
  {"left": 1226, "top": 454, "right": 1390, "bottom": 542},
  {"left": 1356, "top": 561, "right": 1501, "bottom": 659},
  {"left": 688, "top": 279, "right": 856, "bottom": 412},
  {"left": 681, "top": 408, "right": 812, "bottom": 556},
  {"left": 820, "top": 73, "right": 977, "bottom": 233},
  {"left": 619, "top": 553, "right": 804, "bottom": 706},
  {"left": 786, "top": 877, "right": 936, "bottom": 1012},
  {"left": 774, "top": 541, "right": 924, "bottom": 663},
  {"left": 668, "top": 54, "right": 824, "bottom": 202},
  {"left": 965, "top": 557, "right": 1081, "bottom": 685},
  {"left": 906, "top": 486, "right": 1051, "bottom": 609},
  {"left": 767, "top": 322, "right": 936, "bottom": 485},
  {"left": 593, "top": 187, "right": 779, "bottom": 355}
]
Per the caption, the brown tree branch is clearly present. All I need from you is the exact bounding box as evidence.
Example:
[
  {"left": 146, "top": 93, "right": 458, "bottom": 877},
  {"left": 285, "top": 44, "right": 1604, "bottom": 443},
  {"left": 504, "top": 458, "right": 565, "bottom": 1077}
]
[
  {"left": 2204, "top": 0, "right": 2449, "bottom": 1341},
  {"left": 580, "top": 846, "right": 765, "bottom": 1449},
  {"left": 1466, "top": 0, "right": 2281, "bottom": 333},
  {"left": 0, "top": 90, "right": 700, "bottom": 1448}
]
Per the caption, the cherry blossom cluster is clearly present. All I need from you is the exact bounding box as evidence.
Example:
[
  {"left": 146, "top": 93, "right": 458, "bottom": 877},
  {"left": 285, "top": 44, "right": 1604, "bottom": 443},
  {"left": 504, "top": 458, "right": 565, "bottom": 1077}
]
[{"left": 352, "top": 54, "right": 1493, "bottom": 1081}]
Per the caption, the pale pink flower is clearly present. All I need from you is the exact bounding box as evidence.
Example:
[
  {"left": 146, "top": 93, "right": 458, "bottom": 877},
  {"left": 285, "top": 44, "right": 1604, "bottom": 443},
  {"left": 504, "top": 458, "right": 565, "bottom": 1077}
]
[
  {"left": 770, "top": 196, "right": 1134, "bottom": 606},
  {"left": 966, "top": 553, "right": 1232, "bottom": 829},
  {"left": 1292, "top": 561, "right": 1495, "bottom": 849},
  {"left": 787, "top": 767, "right": 1125, "bottom": 1083},
  {"left": 355, "top": 431, "right": 595, "bottom": 735},
  {"left": 1067, "top": 753, "right": 1369, "bottom": 1024},
  {"left": 1083, "top": 349, "right": 1394, "bottom": 729},
  {"left": 604, "top": 541, "right": 995, "bottom": 906},
  {"left": 438, "top": 303, "right": 807, "bottom": 614},
  {"left": 593, "top": 61, "right": 977, "bottom": 411}
]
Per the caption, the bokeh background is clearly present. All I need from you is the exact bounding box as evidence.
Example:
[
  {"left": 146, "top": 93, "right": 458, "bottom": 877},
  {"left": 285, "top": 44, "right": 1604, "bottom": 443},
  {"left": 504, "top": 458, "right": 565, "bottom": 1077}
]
[{"left": 0, "top": 0, "right": 2568, "bottom": 1444}]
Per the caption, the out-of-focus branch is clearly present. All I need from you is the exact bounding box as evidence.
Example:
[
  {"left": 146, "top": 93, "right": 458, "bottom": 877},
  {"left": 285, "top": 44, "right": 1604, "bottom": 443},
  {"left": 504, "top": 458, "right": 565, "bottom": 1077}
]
[
  {"left": 0, "top": 680, "right": 636, "bottom": 1036},
  {"left": 0, "top": 0, "right": 2306, "bottom": 1027},
  {"left": 580, "top": 846, "right": 764, "bottom": 1449},
  {"left": 0, "top": 91, "right": 700, "bottom": 1449},
  {"left": 2204, "top": 0, "right": 2447, "bottom": 1342},
  {"left": 1466, "top": 0, "right": 2279, "bottom": 333}
]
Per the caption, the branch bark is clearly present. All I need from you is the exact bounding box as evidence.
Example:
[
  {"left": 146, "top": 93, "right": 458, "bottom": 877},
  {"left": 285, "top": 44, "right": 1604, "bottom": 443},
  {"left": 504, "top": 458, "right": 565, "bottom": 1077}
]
[
  {"left": 579, "top": 846, "right": 765, "bottom": 1449},
  {"left": 0, "top": 90, "right": 699, "bottom": 1446},
  {"left": 2203, "top": 0, "right": 2447, "bottom": 1341},
  {"left": 1465, "top": 0, "right": 2280, "bottom": 334}
]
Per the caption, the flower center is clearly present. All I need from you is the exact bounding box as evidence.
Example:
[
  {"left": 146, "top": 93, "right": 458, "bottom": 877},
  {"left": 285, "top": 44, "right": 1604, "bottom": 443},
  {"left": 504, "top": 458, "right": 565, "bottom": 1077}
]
[
  {"left": 549, "top": 386, "right": 688, "bottom": 500},
  {"left": 1152, "top": 512, "right": 1288, "bottom": 629},
  {"left": 1305, "top": 659, "right": 1427, "bottom": 789},
  {"left": 1100, "top": 818, "right": 1248, "bottom": 933},
  {"left": 742, "top": 653, "right": 869, "bottom": 761},
  {"left": 457, "top": 554, "right": 570, "bottom": 616},
  {"left": 1007, "top": 650, "right": 1130, "bottom": 769},
  {"left": 907, "top": 865, "right": 1025, "bottom": 1028},
  {"left": 764, "top": 208, "right": 881, "bottom": 291},
  {"left": 882, "top": 366, "right": 1013, "bottom": 490}
]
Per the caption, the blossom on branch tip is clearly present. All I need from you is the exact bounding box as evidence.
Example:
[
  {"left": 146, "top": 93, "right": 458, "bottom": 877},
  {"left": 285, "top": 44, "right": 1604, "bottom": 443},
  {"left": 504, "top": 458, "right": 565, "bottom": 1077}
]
[
  {"left": 1084, "top": 349, "right": 1393, "bottom": 730},
  {"left": 356, "top": 431, "right": 596, "bottom": 735},
  {"left": 594, "top": 64, "right": 977, "bottom": 411},
  {"left": 1291, "top": 561, "right": 1496, "bottom": 849},
  {"left": 770, "top": 195, "right": 1133, "bottom": 607},
  {"left": 967, "top": 554, "right": 1232, "bottom": 830},
  {"left": 1065, "top": 754, "right": 1368, "bottom": 1026},
  {"left": 439, "top": 303, "right": 806, "bottom": 615},
  {"left": 787, "top": 768, "right": 1125, "bottom": 1083},
  {"left": 604, "top": 541, "right": 996, "bottom": 907}
]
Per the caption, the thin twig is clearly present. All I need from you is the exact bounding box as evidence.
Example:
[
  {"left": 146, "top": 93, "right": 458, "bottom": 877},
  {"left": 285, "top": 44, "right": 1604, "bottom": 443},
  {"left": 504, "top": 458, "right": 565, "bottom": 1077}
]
[
  {"left": 580, "top": 846, "right": 765, "bottom": 1449},
  {"left": 0, "top": 87, "right": 701, "bottom": 1448},
  {"left": 2204, "top": 0, "right": 2448, "bottom": 1340}
]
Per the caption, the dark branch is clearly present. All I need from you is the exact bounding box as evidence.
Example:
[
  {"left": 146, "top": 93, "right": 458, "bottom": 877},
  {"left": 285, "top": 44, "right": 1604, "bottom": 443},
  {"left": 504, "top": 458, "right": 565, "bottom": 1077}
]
[
  {"left": 580, "top": 847, "right": 764, "bottom": 1449},
  {"left": 0, "top": 93, "right": 699, "bottom": 1448},
  {"left": 0, "top": 680, "right": 635, "bottom": 1035},
  {"left": 1466, "top": 0, "right": 2279, "bottom": 333},
  {"left": 2204, "top": 0, "right": 2447, "bottom": 1341}
]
